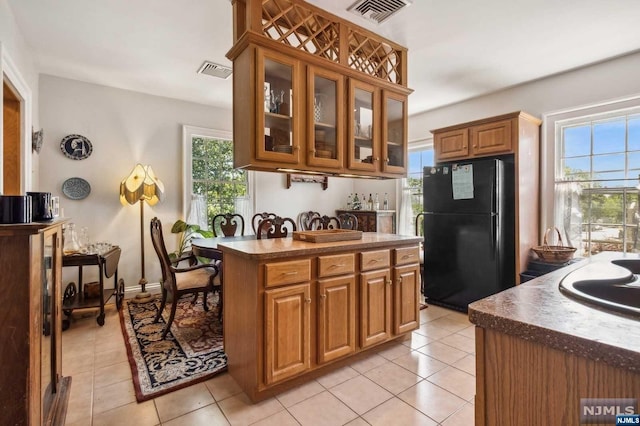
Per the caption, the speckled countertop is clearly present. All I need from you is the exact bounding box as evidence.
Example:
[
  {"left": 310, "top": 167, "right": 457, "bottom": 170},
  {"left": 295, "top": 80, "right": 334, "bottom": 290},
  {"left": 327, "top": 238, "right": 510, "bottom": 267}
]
[{"left": 469, "top": 252, "right": 640, "bottom": 373}]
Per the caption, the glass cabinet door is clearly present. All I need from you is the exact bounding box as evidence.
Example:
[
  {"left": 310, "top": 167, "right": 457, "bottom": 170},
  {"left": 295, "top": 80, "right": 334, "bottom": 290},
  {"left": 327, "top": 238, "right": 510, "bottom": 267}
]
[
  {"left": 41, "top": 227, "right": 60, "bottom": 420},
  {"left": 307, "top": 66, "right": 343, "bottom": 168},
  {"left": 348, "top": 79, "right": 379, "bottom": 172},
  {"left": 382, "top": 91, "right": 407, "bottom": 174},
  {"left": 257, "top": 49, "right": 300, "bottom": 164}
]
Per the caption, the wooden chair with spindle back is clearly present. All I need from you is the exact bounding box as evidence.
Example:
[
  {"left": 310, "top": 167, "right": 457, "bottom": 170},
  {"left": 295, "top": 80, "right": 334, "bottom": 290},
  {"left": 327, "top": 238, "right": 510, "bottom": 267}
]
[
  {"left": 256, "top": 216, "right": 297, "bottom": 239},
  {"left": 212, "top": 213, "right": 245, "bottom": 237},
  {"left": 309, "top": 215, "right": 340, "bottom": 230},
  {"left": 337, "top": 213, "right": 359, "bottom": 230},
  {"left": 298, "top": 210, "right": 321, "bottom": 231},
  {"left": 251, "top": 212, "right": 277, "bottom": 234}
]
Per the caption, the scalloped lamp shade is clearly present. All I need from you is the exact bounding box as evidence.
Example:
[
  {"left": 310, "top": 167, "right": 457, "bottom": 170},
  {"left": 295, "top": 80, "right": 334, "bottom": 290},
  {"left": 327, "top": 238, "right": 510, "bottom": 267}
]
[{"left": 120, "top": 164, "right": 164, "bottom": 206}]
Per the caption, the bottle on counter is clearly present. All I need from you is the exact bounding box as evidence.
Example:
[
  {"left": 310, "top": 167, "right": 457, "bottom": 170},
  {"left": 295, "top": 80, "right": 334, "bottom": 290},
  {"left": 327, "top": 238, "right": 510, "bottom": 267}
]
[
  {"left": 383, "top": 192, "right": 389, "bottom": 210},
  {"left": 374, "top": 193, "right": 380, "bottom": 210},
  {"left": 368, "top": 194, "right": 373, "bottom": 210},
  {"left": 347, "top": 194, "right": 352, "bottom": 210},
  {"left": 352, "top": 193, "right": 360, "bottom": 210}
]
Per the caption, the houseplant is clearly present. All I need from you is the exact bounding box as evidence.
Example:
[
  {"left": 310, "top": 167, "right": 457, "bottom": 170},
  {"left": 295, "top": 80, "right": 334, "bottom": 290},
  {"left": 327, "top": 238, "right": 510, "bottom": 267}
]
[{"left": 169, "top": 219, "right": 214, "bottom": 263}]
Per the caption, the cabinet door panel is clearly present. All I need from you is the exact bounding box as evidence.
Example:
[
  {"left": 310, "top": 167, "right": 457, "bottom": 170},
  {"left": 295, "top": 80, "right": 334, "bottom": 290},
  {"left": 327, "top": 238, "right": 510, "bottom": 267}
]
[
  {"left": 393, "top": 264, "right": 420, "bottom": 335},
  {"left": 348, "top": 79, "right": 380, "bottom": 171},
  {"left": 382, "top": 91, "right": 407, "bottom": 174},
  {"left": 435, "top": 128, "right": 469, "bottom": 162},
  {"left": 360, "top": 269, "right": 392, "bottom": 348},
  {"left": 308, "top": 66, "right": 344, "bottom": 169},
  {"left": 257, "top": 49, "right": 300, "bottom": 163},
  {"left": 471, "top": 119, "right": 512, "bottom": 156},
  {"left": 318, "top": 275, "right": 356, "bottom": 363},
  {"left": 265, "top": 284, "right": 310, "bottom": 384}
]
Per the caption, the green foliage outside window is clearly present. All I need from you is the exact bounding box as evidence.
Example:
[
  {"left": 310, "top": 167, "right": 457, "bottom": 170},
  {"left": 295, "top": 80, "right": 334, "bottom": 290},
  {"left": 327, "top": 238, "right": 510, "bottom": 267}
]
[{"left": 191, "top": 136, "right": 247, "bottom": 228}]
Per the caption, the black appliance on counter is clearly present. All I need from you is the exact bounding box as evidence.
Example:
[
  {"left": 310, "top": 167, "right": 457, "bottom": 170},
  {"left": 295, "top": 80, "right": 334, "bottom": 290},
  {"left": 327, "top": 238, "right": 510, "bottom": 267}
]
[{"left": 422, "top": 158, "right": 515, "bottom": 312}]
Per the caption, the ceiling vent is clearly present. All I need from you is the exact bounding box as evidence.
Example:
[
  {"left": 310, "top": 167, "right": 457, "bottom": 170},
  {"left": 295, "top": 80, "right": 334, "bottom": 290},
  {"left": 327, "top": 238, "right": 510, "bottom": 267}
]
[
  {"left": 348, "top": 0, "right": 412, "bottom": 24},
  {"left": 197, "top": 61, "right": 233, "bottom": 79}
]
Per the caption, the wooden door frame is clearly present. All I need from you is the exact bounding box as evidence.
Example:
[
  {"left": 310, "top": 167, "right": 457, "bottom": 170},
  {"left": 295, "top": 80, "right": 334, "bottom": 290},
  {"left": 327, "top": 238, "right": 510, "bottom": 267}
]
[{"left": 1, "top": 42, "right": 33, "bottom": 192}]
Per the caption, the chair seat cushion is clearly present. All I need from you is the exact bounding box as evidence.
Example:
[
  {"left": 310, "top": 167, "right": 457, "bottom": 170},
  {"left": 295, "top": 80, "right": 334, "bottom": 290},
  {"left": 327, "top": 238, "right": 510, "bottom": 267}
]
[{"left": 176, "top": 267, "right": 216, "bottom": 291}]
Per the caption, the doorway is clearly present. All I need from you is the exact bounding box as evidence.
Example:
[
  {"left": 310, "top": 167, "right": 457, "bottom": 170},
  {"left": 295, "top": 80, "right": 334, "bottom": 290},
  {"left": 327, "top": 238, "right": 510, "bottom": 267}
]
[{"left": 3, "top": 80, "right": 21, "bottom": 194}]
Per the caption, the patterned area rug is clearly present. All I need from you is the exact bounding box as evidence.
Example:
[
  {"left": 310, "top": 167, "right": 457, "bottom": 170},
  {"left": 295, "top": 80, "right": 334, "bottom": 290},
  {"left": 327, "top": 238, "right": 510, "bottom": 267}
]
[{"left": 119, "top": 294, "right": 227, "bottom": 402}]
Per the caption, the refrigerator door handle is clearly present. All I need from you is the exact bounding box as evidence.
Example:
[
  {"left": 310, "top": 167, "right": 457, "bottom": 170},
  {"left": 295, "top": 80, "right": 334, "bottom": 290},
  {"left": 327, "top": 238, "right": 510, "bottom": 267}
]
[{"left": 490, "top": 213, "right": 498, "bottom": 259}]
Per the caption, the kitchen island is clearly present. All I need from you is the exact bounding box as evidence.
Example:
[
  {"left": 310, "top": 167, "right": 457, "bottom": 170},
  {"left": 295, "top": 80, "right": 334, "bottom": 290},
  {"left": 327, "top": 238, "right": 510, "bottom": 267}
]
[
  {"left": 469, "top": 252, "right": 640, "bottom": 425},
  {"left": 218, "top": 233, "right": 422, "bottom": 401}
]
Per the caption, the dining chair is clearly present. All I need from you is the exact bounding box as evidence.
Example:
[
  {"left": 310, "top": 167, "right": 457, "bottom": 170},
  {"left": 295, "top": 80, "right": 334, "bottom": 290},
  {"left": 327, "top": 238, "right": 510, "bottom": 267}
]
[
  {"left": 150, "top": 217, "right": 222, "bottom": 338},
  {"left": 337, "top": 213, "right": 359, "bottom": 230},
  {"left": 309, "top": 215, "right": 340, "bottom": 230},
  {"left": 256, "top": 216, "right": 297, "bottom": 239},
  {"left": 415, "top": 212, "right": 426, "bottom": 297},
  {"left": 251, "top": 212, "right": 277, "bottom": 234},
  {"left": 298, "top": 210, "right": 321, "bottom": 231},
  {"left": 212, "top": 213, "right": 245, "bottom": 237}
]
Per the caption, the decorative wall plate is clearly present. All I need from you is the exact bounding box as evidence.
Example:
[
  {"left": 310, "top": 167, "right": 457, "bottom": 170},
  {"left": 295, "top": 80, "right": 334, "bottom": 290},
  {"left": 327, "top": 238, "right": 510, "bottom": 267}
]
[
  {"left": 60, "top": 134, "right": 93, "bottom": 160},
  {"left": 62, "top": 177, "right": 91, "bottom": 200}
]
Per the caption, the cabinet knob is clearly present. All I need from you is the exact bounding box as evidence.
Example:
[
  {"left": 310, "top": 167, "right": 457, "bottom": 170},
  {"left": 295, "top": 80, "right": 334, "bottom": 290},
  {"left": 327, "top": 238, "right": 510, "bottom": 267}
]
[
  {"left": 320, "top": 294, "right": 327, "bottom": 300},
  {"left": 374, "top": 157, "right": 380, "bottom": 162},
  {"left": 385, "top": 158, "right": 389, "bottom": 163},
  {"left": 293, "top": 145, "right": 300, "bottom": 151},
  {"left": 386, "top": 279, "right": 392, "bottom": 286},
  {"left": 397, "top": 276, "right": 403, "bottom": 284},
  {"left": 473, "top": 144, "right": 477, "bottom": 148},
  {"left": 305, "top": 298, "right": 312, "bottom": 304},
  {"left": 310, "top": 149, "right": 316, "bottom": 154}
]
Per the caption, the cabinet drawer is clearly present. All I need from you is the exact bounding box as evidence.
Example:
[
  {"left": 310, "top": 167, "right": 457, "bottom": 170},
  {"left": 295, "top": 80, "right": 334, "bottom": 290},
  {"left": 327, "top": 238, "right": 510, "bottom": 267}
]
[
  {"left": 318, "top": 253, "right": 355, "bottom": 278},
  {"left": 360, "top": 250, "right": 390, "bottom": 272},
  {"left": 264, "top": 259, "right": 311, "bottom": 287},
  {"left": 394, "top": 246, "right": 420, "bottom": 265}
]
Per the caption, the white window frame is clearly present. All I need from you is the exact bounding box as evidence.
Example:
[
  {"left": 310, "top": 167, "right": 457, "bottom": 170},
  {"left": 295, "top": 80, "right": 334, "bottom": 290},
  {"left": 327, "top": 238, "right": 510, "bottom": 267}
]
[
  {"left": 181, "top": 125, "right": 254, "bottom": 222},
  {"left": 541, "top": 94, "right": 640, "bottom": 241}
]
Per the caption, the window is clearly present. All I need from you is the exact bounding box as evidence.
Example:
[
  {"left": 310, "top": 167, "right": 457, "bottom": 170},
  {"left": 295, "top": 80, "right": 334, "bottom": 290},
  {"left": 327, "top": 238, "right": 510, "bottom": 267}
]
[
  {"left": 399, "top": 144, "right": 434, "bottom": 235},
  {"left": 555, "top": 111, "right": 640, "bottom": 255},
  {"left": 182, "top": 126, "right": 252, "bottom": 230}
]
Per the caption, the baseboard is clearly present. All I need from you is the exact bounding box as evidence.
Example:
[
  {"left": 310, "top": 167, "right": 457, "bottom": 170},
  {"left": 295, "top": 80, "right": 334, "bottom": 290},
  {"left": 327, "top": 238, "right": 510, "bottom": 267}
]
[{"left": 124, "top": 282, "right": 162, "bottom": 296}]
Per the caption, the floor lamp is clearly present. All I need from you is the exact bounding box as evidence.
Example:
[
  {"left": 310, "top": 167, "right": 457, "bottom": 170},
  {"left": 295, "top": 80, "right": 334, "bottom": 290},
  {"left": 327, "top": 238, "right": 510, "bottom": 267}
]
[{"left": 120, "top": 164, "right": 164, "bottom": 303}]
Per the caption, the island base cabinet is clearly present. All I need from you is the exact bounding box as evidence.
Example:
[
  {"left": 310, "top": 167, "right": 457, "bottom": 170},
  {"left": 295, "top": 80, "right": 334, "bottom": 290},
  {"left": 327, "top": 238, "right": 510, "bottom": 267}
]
[
  {"left": 360, "top": 269, "right": 392, "bottom": 348},
  {"left": 317, "top": 276, "right": 357, "bottom": 364},
  {"left": 475, "top": 327, "right": 640, "bottom": 426},
  {"left": 264, "top": 284, "right": 311, "bottom": 385}
]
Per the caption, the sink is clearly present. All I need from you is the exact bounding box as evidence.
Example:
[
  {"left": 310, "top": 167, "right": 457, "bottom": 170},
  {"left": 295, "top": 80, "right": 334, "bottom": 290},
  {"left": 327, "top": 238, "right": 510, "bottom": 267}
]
[{"left": 559, "top": 258, "right": 640, "bottom": 317}]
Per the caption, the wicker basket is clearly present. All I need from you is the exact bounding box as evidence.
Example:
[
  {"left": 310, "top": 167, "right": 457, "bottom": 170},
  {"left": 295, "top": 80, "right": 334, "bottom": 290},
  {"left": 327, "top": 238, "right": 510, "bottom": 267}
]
[{"left": 531, "top": 227, "right": 577, "bottom": 263}]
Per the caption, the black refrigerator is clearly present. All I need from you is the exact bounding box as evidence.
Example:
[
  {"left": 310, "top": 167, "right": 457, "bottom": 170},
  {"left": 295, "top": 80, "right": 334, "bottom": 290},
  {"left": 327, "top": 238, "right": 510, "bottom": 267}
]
[{"left": 422, "top": 158, "right": 515, "bottom": 312}]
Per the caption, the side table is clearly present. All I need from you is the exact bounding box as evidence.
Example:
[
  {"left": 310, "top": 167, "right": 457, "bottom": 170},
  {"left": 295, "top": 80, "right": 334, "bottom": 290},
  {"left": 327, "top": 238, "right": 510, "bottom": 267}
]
[{"left": 62, "top": 246, "right": 125, "bottom": 326}]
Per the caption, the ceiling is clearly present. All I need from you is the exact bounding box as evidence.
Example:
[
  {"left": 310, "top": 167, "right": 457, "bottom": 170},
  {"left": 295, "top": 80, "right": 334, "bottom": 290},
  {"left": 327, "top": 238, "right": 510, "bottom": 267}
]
[{"left": 8, "top": 0, "right": 640, "bottom": 116}]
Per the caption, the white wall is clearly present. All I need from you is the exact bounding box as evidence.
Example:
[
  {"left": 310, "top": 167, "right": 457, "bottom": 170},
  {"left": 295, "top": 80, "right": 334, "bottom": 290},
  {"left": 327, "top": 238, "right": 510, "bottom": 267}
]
[
  {"left": 408, "top": 50, "right": 640, "bottom": 236},
  {"left": 0, "top": 0, "right": 39, "bottom": 188},
  {"left": 408, "top": 51, "right": 640, "bottom": 138},
  {"left": 39, "top": 75, "right": 355, "bottom": 289}
]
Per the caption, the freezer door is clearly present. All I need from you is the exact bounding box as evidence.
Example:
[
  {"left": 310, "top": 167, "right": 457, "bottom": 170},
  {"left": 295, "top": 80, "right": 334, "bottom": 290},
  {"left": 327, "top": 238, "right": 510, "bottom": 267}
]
[
  {"left": 423, "top": 212, "right": 507, "bottom": 311},
  {"left": 423, "top": 158, "right": 501, "bottom": 215}
]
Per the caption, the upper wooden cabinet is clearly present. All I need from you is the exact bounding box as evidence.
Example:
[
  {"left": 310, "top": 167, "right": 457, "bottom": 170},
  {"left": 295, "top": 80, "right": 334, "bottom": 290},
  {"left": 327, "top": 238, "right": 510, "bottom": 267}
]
[
  {"left": 227, "top": 0, "right": 412, "bottom": 178},
  {"left": 433, "top": 112, "right": 538, "bottom": 163}
]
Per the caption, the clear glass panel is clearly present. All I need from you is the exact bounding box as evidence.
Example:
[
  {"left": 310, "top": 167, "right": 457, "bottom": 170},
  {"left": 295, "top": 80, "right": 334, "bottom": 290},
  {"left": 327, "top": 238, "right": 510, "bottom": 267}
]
[
  {"left": 562, "top": 125, "right": 591, "bottom": 157},
  {"left": 592, "top": 153, "right": 625, "bottom": 172},
  {"left": 624, "top": 191, "right": 639, "bottom": 253},
  {"left": 353, "top": 87, "right": 374, "bottom": 164},
  {"left": 264, "top": 58, "right": 293, "bottom": 154},
  {"left": 627, "top": 151, "right": 640, "bottom": 177},
  {"left": 562, "top": 156, "right": 591, "bottom": 177},
  {"left": 593, "top": 171, "right": 627, "bottom": 187},
  {"left": 41, "top": 233, "right": 54, "bottom": 404},
  {"left": 593, "top": 119, "right": 625, "bottom": 154},
  {"left": 313, "top": 76, "right": 337, "bottom": 160},
  {"left": 629, "top": 116, "right": 640, "bottom": 151},
  {"left": 386, "top": 97, "right": 404, "bottom": 167}
]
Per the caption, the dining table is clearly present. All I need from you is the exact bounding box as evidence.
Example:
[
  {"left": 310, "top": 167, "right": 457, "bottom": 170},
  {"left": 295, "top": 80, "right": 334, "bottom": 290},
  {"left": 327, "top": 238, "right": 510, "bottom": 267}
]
[{"left": 191, "top": 235, "right": 257, "bottom": 260}]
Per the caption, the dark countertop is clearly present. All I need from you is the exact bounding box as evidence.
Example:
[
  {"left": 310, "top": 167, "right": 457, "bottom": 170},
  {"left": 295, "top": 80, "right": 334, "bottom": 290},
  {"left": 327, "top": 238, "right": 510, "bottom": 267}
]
[
  {"left": 469, "top": 252, "right": 640, "bottom": 372},
  {"left": 217, "top": 232, "right": 421, "bottom": 260}
]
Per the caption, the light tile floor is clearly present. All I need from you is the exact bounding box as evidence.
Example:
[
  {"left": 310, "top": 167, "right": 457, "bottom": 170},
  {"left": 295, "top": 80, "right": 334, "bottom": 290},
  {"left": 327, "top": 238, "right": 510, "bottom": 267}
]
[{"left": 63, "top": 302, "right": 475, "bottom": 425}]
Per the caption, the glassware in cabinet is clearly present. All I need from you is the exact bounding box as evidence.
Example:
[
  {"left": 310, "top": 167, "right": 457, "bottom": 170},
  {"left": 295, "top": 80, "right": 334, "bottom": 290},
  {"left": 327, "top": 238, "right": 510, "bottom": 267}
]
[
  {"left": 257, "top": 49, "right": 300, "bottom": 163},
  {"left": 308, "top": 66, "right": 343, "bottom": 168},
  {"left": 348, "top": 79, "right": 379, "bottom": 171}
]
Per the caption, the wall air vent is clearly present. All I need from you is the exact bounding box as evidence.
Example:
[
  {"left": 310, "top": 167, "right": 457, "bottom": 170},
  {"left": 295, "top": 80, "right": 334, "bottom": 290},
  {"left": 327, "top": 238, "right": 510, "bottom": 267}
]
[
  {"left": 348, "top": 0, "right": 412, "bottom": 24},
  {"left": 197, "top": 61, "right": 233, "bottom": 79}
]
